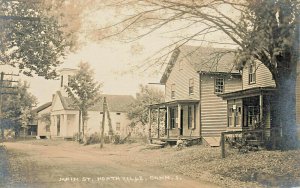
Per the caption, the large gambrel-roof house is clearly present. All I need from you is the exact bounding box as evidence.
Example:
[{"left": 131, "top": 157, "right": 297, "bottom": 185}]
[
  {"left": 149, "top": 45, "right": 242, "bottom": 146},
  {"left": 36, "top": 68, "right": 135, "bottom": 139}
]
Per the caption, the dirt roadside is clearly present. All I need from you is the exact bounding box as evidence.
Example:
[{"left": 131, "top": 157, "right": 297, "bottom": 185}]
[{"left": 3, "top": 140, "right": 219, "bottom": 188}]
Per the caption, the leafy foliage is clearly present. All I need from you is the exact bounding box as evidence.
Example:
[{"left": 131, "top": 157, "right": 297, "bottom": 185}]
[
  {"left": 0, "top": 0, "right": 71, "bottom": 79},
  {"left": 2, "top": 81, "right": 37, "bottom": 132},
  {"left": 65, "top": 62, "right": 102, "bottom": 122},
  {"left": 127, "top": 85, "right": 164, "bottom": 127}
]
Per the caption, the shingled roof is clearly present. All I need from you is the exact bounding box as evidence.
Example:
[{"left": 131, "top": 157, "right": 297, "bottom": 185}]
[
  {"left": 59, "top": 93, "right": 135, "bottom": 112},
  {"left": 160, "top": 45, "right": 239, "bottom": 84}
]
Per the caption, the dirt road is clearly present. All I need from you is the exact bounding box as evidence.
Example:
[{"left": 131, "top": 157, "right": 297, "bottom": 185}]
[{"left": 3, "top": 141, "right": 219, "bottom": 188}]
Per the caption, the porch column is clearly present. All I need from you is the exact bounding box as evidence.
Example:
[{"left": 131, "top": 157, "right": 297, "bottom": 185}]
[
  {"left": 157, "top": 108, "right": 160, "bottom": 139},
  {"left": 167, "top": 106, "right": 170, "bottom": 138},
  {"left": 148, "top": 108, "right": 152, "bottom": 143},
  {"left": 63, "top": 114, "right": 68, "bottom": 137},
  {"left": 259, "top": 94, "right": 265, "bottom": 141},
  {"left": 50, "top": 115, "right": 55, "bottom": 138},
  {"left": 178, "top": 104, "right": 181, "bottom": 137},
  {"left": 259, "top": 95, "right": 264, "bottom": 123}
]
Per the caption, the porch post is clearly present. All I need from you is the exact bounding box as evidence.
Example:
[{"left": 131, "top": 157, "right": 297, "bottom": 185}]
[
  {"left": 50, "top": 115, "right": 55, "bottom": 138},
  {"left": 157, "top": 108, "right": 160, "bottom": 139},
  {"left": 259, "top": 94, "right": 264, "bottom": 123},
  {"left": 63, "top": 114, "right": 68, "bottom": 137},
  {"left": 178, "top": 104, "right": 181, "bottom": 137},
  {"left": 148, "top": 108, "right": 152, "bottom": 143},
  {"left": 259, "top": 94, "right": 264, "bottom": 141},
  {"left": 167, "top": 106, "right": 170, "bottom": 138}
]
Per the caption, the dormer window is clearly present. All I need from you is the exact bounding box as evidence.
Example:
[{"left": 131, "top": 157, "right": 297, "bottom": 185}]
[
  {"left": 249, "top": 62, "right": 256, "bottom": 84},
  {"left": 171, "top": 84, "right": 176, "bottom": 99}
]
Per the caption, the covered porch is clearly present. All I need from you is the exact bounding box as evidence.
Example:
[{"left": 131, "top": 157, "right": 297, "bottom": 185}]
[
  {"left": 219, "top": 87, "right": 277, "bottom": 143},
  {"left": 148, "top": 100, "right": 200, "bottom": 144},
  {"left": 219, "top": 87, "right": 276, "bottom": 130},
  {"left": 50, "top": 111, "right": 77, "bottom": 139}
]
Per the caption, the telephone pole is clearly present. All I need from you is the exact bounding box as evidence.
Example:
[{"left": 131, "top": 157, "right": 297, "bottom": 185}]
[{"left": 0, "top": 72, "right": 18, "bottom": 142}]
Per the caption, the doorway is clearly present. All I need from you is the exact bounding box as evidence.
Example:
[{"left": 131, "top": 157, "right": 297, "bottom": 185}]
[{"left": 56, "top": 115, "right": 60, "bottom": 136}]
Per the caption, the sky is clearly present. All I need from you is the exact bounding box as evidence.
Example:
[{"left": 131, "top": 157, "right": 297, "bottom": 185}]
[{"left": 19, "top": 40, "right": 168, "bottom": 105}]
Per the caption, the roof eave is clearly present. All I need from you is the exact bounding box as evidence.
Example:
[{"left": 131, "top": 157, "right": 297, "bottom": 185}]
[
  {"left": 198, "top": 71, "right": 241, "bottom": 76},
  {"left": 218, "top": 86, "right": 277, "bottom": 100}
]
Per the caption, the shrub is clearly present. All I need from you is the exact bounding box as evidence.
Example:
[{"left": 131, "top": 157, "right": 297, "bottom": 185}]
[{"left": 85, "top": 133, "right": 101, "bottom": 145}]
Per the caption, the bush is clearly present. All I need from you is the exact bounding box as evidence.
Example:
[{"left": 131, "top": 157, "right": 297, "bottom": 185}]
[{"left": 85, "top": 133, "right": 101, "bottom": 145}]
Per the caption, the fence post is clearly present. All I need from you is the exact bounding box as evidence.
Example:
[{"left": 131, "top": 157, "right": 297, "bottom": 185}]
[{"left": 221, "top": 132, "right": 225, "bottom": 158}]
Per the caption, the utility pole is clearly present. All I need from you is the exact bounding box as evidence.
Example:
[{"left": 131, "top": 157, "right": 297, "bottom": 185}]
[
  {"left": 0, "top": 72, "right": 18, "bottom": 142},
  {"left": 100, "top": 97, "right": 107, "bottom": 149}
]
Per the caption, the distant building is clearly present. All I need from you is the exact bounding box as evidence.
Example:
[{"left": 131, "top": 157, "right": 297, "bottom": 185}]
[{"left": 36, "top": 68, "right": 135, "bottom": 139}]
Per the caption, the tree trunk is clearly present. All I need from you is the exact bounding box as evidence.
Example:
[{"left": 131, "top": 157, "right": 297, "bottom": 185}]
[
  {"left": 273, "top": 67, "right": 298, "bottom": 150},
  {"left": 78, "top": 110, "right": 81, "bottom": 143},
  {"left": 82, "top": 111, "right": 86, "bottom": 144},
  {"left": 271, "top": 15, "right": 299, "bottom": 150}
]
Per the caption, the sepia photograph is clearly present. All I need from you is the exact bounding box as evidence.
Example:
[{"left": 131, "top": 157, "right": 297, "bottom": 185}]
[{"left": 0, "top": 0, "right": 299, "bottom": 187}]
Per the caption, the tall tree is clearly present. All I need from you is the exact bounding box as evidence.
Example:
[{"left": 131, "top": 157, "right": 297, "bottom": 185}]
[
  {"left": 65, "top": 62, "right": 102, "bottom": 142},
  {"left": 95, "top": 0, "right": 300, "bottom": 149},
  {"left": 2, "top": 81, "right": 37, "bottom": 137},
  {"left": 0, "top": 0, "right": 71, "bottom": 79},
  {"left": 127, "top": 85, "right": 164, "bottom": 127}
]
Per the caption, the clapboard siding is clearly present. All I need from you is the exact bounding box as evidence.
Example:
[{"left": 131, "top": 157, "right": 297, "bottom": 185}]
[
  {"left": 242, "top": 61, "right": 276, "bottom": 89},
  {"left": 200, "top": 74, "right": 242, "bottom": 137},
  {"left": 165, "top": 59, "right": 199, "bottom": 102}
]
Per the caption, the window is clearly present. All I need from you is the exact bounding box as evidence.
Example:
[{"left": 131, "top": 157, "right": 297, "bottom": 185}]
[
  {"left": 189, "top": 79, "right": 194, "bottom": 95},
  {"left": 116, "top": 122, "right": 121, "bottom": 131},
  {"left": 188, "top": 106, "right": 193, "bottom": 129},
  {"left": 215, "top": 78, "right": 224, "bottom": 93},
  {"left": 228, "top": 106, "right": 242, "bottom": 127},
  {"left": 249, "top": 62, "right": 256, "bottom": 84},
  {"left": 248, "top": 106, "right": 259, "bottom": 127},
  {"left": 170, "top": 108, "right": 177, "bottom": 129},
  {"left": 171, "top": 84, "right": 176, "bottom": 99},
  {"left": 116, "top": 112, "right": 121, "bottom": 115},
  {"left": 100, "top": 112, "right": 103, "bottom": 114},
  {"left": 60, "top": 75, "right": 63, "bottom": 87}
]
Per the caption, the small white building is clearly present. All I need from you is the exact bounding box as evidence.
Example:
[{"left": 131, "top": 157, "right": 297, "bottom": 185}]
[
  {"left": 36, "top": 68, "right": 135, "bottom": 139},
  {"left": 35, "top": 102, "right": 52, "bottom": 138}
]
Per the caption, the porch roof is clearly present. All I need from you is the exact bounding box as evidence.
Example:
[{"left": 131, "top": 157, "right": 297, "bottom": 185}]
[
  {"left": 218, "top": 86, "right": 276, "bottom": 100},
  {"left": 149, "top": 99, "right": 199, "bottom": 109}
]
